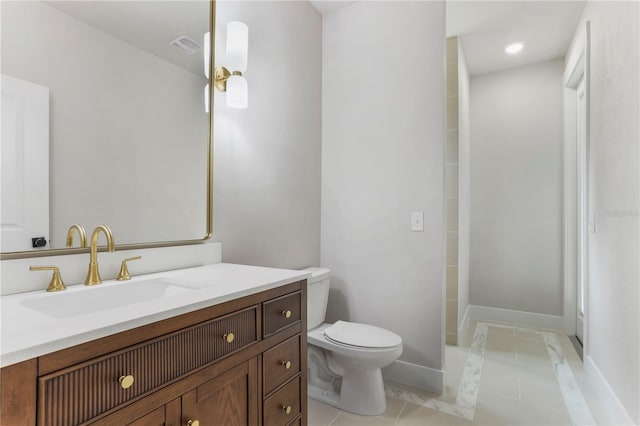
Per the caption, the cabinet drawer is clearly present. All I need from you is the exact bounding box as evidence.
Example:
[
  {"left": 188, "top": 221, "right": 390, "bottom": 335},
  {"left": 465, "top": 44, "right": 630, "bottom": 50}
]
[
  {"left": 263, "top": 335, "right": 301, "bottom": 395},
  {"left": 263, "top": 292, "right": 301, "bottom": 337},
  {"left": 263, "top": 376, "right": 301, "bottom": 426},
  {"left": 39, "top": 307, "right": 257, "bottom": 426}
]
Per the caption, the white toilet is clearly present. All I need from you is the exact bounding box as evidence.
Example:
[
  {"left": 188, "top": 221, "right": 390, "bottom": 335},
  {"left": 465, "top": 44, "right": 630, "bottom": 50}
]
[{"left": 304, "top": 267, "right": 403, "bottom": 416}]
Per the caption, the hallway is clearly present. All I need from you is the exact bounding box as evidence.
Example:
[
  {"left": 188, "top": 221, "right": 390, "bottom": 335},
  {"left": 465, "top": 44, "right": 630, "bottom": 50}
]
[{"left": 308, "top": 319, "right": 611, "bottom": 425}]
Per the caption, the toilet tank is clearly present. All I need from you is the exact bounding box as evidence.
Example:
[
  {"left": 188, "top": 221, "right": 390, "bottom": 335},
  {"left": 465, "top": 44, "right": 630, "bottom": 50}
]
[{"left": 302, "top": 267, "right": 331, "bottom": 330}]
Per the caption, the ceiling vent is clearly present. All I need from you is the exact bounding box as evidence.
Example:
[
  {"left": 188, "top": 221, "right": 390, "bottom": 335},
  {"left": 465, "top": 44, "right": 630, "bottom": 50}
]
[{"left": 169, "top": 35, "right": 201, "bottom": 53}]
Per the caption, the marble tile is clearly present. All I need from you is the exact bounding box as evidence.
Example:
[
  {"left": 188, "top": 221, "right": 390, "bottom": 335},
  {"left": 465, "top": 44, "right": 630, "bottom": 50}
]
[
  {"left": 455, "top": 323, "right": 487, "bottom": 411},
  {"left": 322, "top": 321, "right": 608, "bottom": 426},
  {"left": 385, "top": 385, "right": 473, "bottom": 420},
  {"left": 543, "top": 333, "right": 596, "bottom": 426}
]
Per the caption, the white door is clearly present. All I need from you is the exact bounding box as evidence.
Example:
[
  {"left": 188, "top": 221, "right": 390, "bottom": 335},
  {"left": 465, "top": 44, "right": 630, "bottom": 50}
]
[
  {"left": 576, "top": 76, "right": 587, "bottom": 344},
  {"left": 0, "top": 74, "right": 50, "bottom": 252}
]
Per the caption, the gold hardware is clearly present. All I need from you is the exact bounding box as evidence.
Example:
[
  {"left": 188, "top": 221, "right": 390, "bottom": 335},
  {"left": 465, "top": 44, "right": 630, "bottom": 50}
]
[
  {"left": 186, "top": 420, "right": 200, "bottom": 426},
  {"left": 214, "top": 66, "right": 230, "bottom": 91},
  {"left": 282, "top": 310, "right": 292, "bottom": 319},
  {"left": 281, "top": 360, "right": 291, "bottom": 369},
  {"left": 116, "top": 256, "right": 142, "bottom": 281},
  {"left": 214, "top": 67, "right": 244, "bottom": 92},
  {"left": 85, "top": 225, "right": 115, "bottom": 286},
  {"left": 281, "top": 405, "right": 292, "bottom": 415},
  {"left": 65, "top": 224, "right": 87, "bottom": 248},
  {"left": 30, "top": 266, "right": 66, "bottom": 292},
  {"left": 119, "top": 375, "right": 134, "bottom": 389},
  {"left": 224, "top": 333, "right": 235, "bottom": 343}
]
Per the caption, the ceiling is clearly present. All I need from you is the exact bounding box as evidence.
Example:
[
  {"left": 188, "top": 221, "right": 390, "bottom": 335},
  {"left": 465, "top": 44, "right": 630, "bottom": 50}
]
[
  {"left": 309, "top": 1, "right": 357, "bottom": 15},
  {"left": 44, "top": 1, "right": 209, "bottom": 77},
  {"left": 309, "top": 1, "right": 586, "bottom": 76},
  {"left": 46, "top": 0, "right": 586, "bottom": 79},
  {"left": 447, "top": 1, "right": 586, "bottom": 75}
]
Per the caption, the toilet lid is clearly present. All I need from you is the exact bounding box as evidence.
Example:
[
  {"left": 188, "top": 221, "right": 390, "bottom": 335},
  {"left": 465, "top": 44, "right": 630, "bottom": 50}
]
[{"left": 323, "top": 321, "right": 402, "bottom": 348}]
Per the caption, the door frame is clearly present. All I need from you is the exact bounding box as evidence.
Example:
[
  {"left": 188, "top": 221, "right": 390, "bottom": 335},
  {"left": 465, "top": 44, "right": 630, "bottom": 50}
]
[{"left": 563, "top": 21, "right": 591, "bottom": 353}]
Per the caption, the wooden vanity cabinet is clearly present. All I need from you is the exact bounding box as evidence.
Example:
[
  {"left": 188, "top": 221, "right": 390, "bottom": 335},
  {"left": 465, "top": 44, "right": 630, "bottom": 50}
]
[{"left": 0, "top": 280, "right": 307, "bottom": 426}]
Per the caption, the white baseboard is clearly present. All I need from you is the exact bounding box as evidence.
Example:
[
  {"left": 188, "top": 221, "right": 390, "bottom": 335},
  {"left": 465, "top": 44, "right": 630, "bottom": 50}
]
[
  {"left": 585, "top": 355, "right": 636, "bottom": 425},
  {"left": 467, "top": 305, "right": 564, "bottom": 330},
  {"left": 382, "top": 359, "right": 443, "bottom": 394}
]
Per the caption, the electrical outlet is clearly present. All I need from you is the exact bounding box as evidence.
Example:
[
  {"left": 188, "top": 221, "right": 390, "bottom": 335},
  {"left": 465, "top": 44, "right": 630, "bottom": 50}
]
[{"left": 411, "top": 212, "right": 424, "bottom": 232}]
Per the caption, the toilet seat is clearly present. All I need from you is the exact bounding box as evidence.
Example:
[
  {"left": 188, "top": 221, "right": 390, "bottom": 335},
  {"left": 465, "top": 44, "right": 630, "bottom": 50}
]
[{"left": 323, "top": 321, "right": 402, "bottom": 349}]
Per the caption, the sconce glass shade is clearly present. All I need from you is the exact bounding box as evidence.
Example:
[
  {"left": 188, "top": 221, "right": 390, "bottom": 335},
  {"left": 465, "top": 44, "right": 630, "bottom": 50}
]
[
  {"left": 204, "top": 32, "right": 211, "bottom": 78},
  {"left": 226, "top": 21, "right": 248, "bottom": 72},
  {"left": 204, "top": 83, "right": 210, "bottom": 113},
  {"left": 226, "top": 75, "right": 248, "bottom": 109}
]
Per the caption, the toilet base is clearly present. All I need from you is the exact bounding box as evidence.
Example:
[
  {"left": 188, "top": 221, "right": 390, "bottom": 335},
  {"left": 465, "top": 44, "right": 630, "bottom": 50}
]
[
  {"left": 308, "top": 352, "right": 388, "bottom": 416},
  {"left": 307, "top": 324, "right": 402, "bottom": 416}
]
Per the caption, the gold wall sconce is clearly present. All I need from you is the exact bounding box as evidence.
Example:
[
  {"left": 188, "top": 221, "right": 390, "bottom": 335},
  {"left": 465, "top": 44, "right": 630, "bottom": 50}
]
[{"left": 205, "top": 21, "right": 248, "bottom": 110}]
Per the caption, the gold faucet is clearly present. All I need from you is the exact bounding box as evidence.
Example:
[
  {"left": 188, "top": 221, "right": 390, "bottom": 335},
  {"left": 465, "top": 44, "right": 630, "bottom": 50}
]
[
  {"left": 65, "top": 224, "right": 87, "bottom": 248},
  {"left": 85, "top": 225, "right": 115, "bottom": 286}
]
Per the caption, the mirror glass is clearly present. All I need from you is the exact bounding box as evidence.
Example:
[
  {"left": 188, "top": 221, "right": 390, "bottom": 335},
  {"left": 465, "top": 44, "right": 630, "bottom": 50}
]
[{"left": 1, "top": 1, "right": 212, "bottom": 254}]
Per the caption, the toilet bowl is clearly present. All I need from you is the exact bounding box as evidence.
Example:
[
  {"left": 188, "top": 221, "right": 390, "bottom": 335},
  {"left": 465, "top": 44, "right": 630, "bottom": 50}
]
[{"left": 304, "top": 267, "right": 403, "bottom": 416}]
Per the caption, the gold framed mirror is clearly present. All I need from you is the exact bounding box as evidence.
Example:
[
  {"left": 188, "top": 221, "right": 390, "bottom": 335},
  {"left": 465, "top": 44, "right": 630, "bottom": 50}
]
[{"left": 1, "top": 0, "right": 215, "bottom": 259}]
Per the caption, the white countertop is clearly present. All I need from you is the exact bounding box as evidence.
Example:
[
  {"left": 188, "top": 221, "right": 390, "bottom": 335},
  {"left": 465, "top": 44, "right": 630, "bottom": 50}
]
[{"left": 0, "top": 263, "right": 309, "bottom": 368}]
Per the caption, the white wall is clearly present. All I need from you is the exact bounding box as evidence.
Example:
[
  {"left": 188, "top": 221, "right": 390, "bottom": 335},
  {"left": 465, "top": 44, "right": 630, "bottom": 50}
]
[
  {"left": 470, "top": 59, "right": 564, "bottom": 316},
  {"left": 457, "top": 41, "right": 471, "bottom": 330},
  {"left": 321, "top": 1, "right": 445, "bottom": 388},
  {"left": 1, "top": 1, "right": 208, "bottom": 247},
  {"left": 0, "top": 243, "right": 221, "bottom": 296},
  {"left": 566, "top": 2, "right": 639, "bottom": 423},
  {"left": 212, "top": 1, "right": 322, "bottom": 269}
]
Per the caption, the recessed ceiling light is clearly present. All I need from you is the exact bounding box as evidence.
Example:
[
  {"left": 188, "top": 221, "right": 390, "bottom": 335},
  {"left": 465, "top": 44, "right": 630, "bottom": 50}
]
[{"left": 505, "top": 42, "right": 524, "bottom": 55}]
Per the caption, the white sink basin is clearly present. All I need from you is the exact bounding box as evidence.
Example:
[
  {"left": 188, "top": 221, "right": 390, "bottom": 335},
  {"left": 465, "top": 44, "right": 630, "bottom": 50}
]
[{"left": 21, "top": 278, "right": 207, "bottom": 319}]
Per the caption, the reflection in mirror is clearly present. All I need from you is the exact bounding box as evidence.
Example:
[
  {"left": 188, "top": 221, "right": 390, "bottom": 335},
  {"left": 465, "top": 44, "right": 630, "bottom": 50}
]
[{"left": 0, "top": 1, "right": 212, "bottom": 254}]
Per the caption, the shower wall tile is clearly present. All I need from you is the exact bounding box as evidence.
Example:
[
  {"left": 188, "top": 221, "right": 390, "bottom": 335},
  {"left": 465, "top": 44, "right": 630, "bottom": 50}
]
[
  {"left": 446, "top": 165, "right": 459, "bottom": 198},
  {"left": 447, "top": 266, "right": 459, "bottom": 299},
  {"left": 447, "top": 198, "right": 459, "bottom": 231},
  {"left": 447, "top": 232, "right": 459, "bottom": 266},
  {"left": 447, "top": 96, "right": 459, "bottom": 130},
  {"left": 447, "top": 130, "right": 459, "bottom": 164}
]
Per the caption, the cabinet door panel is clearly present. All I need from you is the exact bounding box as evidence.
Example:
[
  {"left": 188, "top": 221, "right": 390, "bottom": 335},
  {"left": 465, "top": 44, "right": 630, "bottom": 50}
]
[
  {"left": 182, "top": 358, "right": 257, "bottom": 426},
  {"left": 126, "top": 406, "right": 165, "bottom": 426}
]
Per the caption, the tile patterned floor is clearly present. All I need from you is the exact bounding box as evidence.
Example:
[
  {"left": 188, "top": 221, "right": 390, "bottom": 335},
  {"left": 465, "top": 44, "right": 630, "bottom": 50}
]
[{"left": 308, "top": 319, "right": 612, "bottom": 425}]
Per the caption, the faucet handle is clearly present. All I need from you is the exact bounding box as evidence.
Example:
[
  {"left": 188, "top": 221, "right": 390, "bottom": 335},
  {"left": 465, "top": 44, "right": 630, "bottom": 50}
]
[
  {"left": 116, "top": 256, "right": 142, "bottom": 281},
  {"left": 30, "top": 266, "right": 66, "bottom": 292}
]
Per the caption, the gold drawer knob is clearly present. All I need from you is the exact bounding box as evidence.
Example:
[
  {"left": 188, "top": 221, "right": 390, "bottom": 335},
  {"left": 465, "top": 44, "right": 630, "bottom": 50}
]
[
  {"left": 281, "top": 405, "right": 292, "bottom": 414},
  {"left": 187, "top": 420, "right": 200, "bottom": 426},
  {"left": 281, "top": 360, "right": 292, "bottom": 369},
  {"left": 223, "top": 333, "right": 235, "bottom": 343},
  {"left": 282, "top": 310, "right": 292, "bottom": 318},
  {"left": 119, "top": 375, "right": 134, "bottom": 389}
]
